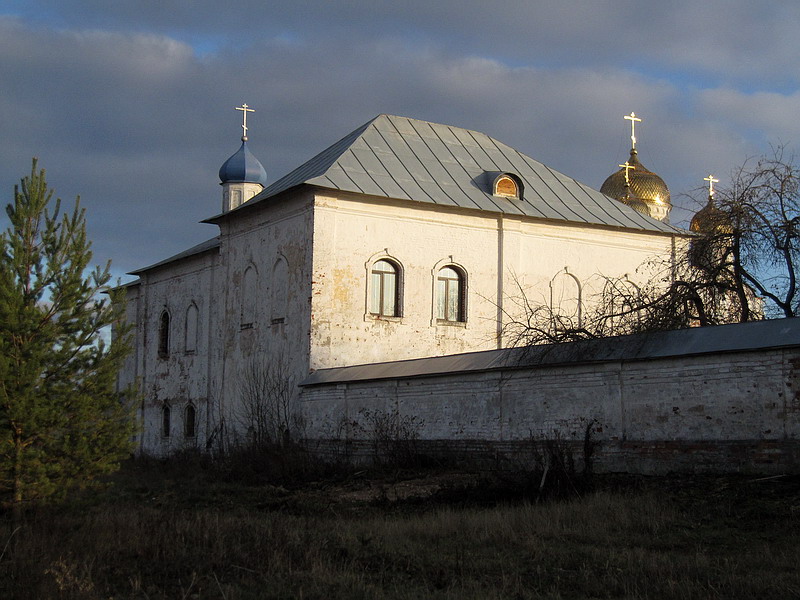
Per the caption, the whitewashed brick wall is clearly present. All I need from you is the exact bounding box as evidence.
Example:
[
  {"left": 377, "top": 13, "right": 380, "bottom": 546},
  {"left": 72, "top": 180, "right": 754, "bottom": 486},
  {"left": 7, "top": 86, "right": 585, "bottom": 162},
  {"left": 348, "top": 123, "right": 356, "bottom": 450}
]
[{"left": 300, "top": 347, "right": 800, "bottom": 473}]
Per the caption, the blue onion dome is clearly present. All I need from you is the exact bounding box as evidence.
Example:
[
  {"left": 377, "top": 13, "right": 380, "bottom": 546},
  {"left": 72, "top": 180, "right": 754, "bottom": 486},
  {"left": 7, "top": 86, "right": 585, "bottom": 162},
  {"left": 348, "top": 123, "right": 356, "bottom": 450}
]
[{"left": 218, "top": 140, "right": 267, "bottom": 185}]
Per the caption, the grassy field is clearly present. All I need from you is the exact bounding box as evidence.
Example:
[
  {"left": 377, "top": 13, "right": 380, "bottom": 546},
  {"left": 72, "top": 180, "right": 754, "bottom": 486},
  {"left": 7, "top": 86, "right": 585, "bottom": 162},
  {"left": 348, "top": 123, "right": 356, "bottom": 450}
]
[{"left": 1, "top": 453, "right": 799, "bottom": 599}]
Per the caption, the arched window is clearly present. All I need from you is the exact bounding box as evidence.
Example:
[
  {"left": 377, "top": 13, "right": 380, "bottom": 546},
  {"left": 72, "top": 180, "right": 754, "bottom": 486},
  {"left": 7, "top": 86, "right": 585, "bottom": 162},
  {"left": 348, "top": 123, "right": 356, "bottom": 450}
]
[
  {"left": 370, "top": 259, "right": 400, "bottom": 317},
  {"left": 493, "top": 173, "right": 523, "bottom": 200},
  {"left": 241, "top": 265, "right": 256, "bottom": 328},
  {"left": 185, "top": 303, "right": 198, "bottom": 353},
  {"left": 550, "top": 271, "right": 582, "bottom": 327},
  {"left": 604, "top": 277, "right": 641, "bottom": 335},
  {"left": 184, "top": 404, "right": 196, "bottom": 438},
  {"left": 436, "top": 266, "right": 465, "bottom": 322},
  {"left": 158, "top": 310, "right": 170, "bottom": 358},
  {"left": 271, "top": 257, "right": 288, "bottom": 324},
  {"left": 162, "top": 404, "right": 171, "bottom": 438}
]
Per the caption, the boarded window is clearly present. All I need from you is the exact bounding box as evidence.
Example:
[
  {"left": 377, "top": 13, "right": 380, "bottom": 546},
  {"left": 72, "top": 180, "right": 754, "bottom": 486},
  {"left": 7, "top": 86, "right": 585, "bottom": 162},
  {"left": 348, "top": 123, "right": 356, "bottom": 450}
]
[
  {"left": 495, "top": 176, "right": 518, "bottom": 198},
  {"left": 184, "top": 404, "right": 196, "bottom": 438},
  {"left": 241, "top": 266, "right": 256, "bottom": 328},
  {"left": 162, "top": 405, "right": 171, "bottom": 438},
  {"left": 271, "top": 257, "right": 288, "bottom": 323},
  {"left": 185, "top": 303, "right": 198, "bottom": 353},
  {"left": 605, "top": 278, "right": 642, "bottom": 333},
  {"left": 550, "top": 272, "right": 582, "bottom": 327},
  {"left": 158, "top": 310, "right": 170, "bottom": 358}
]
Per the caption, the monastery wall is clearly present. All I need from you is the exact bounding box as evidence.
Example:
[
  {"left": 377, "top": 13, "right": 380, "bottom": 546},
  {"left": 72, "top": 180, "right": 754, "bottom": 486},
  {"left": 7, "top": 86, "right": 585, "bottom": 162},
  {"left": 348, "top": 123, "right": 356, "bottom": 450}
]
[
  {"left": 308, "top": 191, "right": 676, "bottom": 370},
  {"left": 299, "top": 345, "right": 800, "bottom": 473},
  {"left": 126, "top": 190, "right": 319, "bottom": 455},
  {"left": 122, "top": 248, "right": 220, "bottom": 454},
  {"left": 214, "top": 190, "right": 316, "bottom": 443}
]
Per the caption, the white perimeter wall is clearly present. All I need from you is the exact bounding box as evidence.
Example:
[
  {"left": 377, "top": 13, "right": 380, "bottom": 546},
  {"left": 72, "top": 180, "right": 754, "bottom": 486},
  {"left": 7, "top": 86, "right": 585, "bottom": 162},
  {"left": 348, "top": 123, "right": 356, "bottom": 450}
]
[{"left": 300, "top": 347, "right": 800, "bottom": 473}]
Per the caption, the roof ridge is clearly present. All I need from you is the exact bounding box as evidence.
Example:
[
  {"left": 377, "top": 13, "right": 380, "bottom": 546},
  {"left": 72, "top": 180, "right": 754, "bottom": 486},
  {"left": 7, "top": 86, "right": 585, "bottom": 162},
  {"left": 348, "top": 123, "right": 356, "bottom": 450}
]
[
  {"left": 260, "top": 114, "right": 381, "bottom": 195},
  {"left": 205, "top": 114, "right": 682, "bottom": 235}
]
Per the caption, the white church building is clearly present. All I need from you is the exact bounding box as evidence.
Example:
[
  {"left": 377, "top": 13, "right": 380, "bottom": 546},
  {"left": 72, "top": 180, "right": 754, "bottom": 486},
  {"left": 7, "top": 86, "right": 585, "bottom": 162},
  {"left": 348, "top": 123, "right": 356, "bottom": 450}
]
[{"left": 118, "top": 110, "right": 687, "bottom": 454}]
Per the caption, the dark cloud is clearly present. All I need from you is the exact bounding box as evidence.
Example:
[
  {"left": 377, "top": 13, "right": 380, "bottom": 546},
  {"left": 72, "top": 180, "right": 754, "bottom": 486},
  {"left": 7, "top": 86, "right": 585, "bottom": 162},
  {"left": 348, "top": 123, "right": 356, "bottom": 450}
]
[
  {"left": 10, "top": 1, "right": 800, "bottom": 88},
  {"left": 0, "top": 3, "right": 797, "bottom": 281}
]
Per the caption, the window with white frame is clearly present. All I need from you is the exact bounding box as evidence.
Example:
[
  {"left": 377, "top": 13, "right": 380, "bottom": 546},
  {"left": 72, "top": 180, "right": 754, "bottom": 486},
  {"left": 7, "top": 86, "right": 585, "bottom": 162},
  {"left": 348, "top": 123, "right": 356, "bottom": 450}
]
[
  {"left": 370, "top": 259, "right": 400, "bottom": 317},
  {"left": 436, "top": 266, "right": 465, "bottom": 322}
]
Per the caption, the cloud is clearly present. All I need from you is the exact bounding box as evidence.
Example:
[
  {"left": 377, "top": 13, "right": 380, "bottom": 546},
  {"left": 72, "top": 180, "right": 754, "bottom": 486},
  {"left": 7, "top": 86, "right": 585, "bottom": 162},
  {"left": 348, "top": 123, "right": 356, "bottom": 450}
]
[
  {"left": 699, "top": 88, "right": 800, "bottom": 146},
  {"left": 10, "top": 0, "right": 800, "bottom": 89},
  {"left": 1, "top": 5, "right": 798, "bottom": 280}
]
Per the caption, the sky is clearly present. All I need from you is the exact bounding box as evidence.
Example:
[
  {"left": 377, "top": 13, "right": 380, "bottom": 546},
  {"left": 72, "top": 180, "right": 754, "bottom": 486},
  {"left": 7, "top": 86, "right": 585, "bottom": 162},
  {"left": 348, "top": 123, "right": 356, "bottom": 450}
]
[{"left": 2, "top": 1, "right": 800, "bottom": 284}]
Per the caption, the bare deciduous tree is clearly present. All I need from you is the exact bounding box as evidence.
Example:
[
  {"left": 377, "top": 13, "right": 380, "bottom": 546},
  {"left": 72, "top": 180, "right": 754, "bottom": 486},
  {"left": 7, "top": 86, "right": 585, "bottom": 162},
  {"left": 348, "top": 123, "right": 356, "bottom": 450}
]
[
  {"left": 503, "top": 149, "right": 800, "bottom": 346},
  {"left": 714, "top": 148, "right": 800, "bottom": 319},
  {"left": 236, "top": 359, "right": 296, "bottom": 448}
]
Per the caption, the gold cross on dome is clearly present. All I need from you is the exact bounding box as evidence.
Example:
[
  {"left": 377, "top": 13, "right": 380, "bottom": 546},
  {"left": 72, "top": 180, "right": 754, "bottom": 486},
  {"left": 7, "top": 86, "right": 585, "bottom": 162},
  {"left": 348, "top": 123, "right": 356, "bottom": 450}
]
[
  {"left": 624, "top": 112, "right": 642, "bottom": 149},
  {"left": 704, "top": 174, "right": 719, "bottom": 196},
  {"left": 236, "top": 103, "right": 255, "bottom": 140},
  {"left": 619, "top": 161, "right": 635, "bottom": 185}
]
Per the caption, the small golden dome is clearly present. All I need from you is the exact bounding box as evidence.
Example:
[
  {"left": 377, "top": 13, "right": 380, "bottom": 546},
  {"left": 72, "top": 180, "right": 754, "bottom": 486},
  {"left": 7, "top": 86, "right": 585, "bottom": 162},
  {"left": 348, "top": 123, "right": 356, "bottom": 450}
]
[
  {"left": 690, "top": 197, "right": 732, "bottom": 234},
  {"left": 601, "top": 149, "right": 671, "bottom": 219}
]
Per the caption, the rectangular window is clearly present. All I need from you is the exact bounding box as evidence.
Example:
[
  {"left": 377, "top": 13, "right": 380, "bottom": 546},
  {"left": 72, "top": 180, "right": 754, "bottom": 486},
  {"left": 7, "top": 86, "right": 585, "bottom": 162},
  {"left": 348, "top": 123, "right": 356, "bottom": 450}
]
[
  {"left": 436, "top": 266, "right": 464, "bottom": 322},
  {"left": 370, "top": 260, "right": 399, "bottom": 317}
]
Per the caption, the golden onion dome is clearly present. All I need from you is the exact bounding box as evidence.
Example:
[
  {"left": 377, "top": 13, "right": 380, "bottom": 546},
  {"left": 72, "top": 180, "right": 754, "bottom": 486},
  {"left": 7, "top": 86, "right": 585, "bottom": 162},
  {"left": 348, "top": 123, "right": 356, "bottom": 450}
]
[
  {"left": 620, "top": 194, "right": 651, "bottom": 217},
  {"left": 690, "top": 197, "right": 732, "bottom": 234},
  {"left": 601, "top": 149, "right": 671, "bottom": 220}
]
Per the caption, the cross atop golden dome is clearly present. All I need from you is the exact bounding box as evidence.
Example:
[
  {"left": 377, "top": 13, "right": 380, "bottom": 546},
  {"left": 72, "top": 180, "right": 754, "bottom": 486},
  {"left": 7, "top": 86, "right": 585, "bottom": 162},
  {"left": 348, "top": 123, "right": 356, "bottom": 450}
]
[{"left": 601, "top": 112, "right": 671, "bottom": 223}]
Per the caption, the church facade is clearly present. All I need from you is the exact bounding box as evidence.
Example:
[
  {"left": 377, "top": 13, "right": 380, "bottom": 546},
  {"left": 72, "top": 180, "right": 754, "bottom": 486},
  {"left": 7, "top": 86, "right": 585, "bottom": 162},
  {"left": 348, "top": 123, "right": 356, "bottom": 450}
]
[{"left": 118, "top": 112, "right": 686, "bottom": 454}]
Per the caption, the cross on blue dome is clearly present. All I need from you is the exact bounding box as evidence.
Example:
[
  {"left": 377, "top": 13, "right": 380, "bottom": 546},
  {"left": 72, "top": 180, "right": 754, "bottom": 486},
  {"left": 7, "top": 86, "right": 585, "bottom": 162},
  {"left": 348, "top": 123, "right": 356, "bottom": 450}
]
[{"left": 218, "top": 103, "right": 267, "bottom": 185}]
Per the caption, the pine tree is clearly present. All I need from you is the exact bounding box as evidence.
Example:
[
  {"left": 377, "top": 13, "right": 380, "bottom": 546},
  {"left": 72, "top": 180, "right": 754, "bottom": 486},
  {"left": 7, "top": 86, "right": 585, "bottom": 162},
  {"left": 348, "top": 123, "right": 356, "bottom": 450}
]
[{"left": 0, "top": 159, "right": 136, "bottom": 511}]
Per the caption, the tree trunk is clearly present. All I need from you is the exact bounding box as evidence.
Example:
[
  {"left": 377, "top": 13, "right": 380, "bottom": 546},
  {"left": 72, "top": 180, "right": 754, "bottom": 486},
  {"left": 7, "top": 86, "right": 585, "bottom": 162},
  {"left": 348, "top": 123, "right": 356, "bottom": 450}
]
[{"left": 12, "top": 428, "right": 23, "bottom": 523}]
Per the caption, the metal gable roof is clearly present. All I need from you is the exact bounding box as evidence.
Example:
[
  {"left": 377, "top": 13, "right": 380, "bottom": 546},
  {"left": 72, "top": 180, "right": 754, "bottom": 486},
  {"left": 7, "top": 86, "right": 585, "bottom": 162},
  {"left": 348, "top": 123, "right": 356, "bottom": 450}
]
[
  {"left": 212, "top": 114, "right": 681, "bottom": 234},
  {"left": 128, "top": 236, "right": 220, "bottom": 275}
]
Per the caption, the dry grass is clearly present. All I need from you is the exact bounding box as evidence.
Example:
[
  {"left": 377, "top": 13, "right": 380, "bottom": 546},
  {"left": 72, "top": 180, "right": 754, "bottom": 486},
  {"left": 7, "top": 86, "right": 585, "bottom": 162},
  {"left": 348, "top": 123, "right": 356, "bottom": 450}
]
[{"left": 1, "top": 458, "right": 799, "bottom": 599}]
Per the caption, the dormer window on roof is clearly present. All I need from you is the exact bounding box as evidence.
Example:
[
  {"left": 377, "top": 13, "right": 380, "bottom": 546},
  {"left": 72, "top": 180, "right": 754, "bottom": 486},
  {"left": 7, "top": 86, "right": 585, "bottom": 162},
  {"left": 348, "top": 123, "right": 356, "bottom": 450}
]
[{"left": 493, "top": 173, "right": 522, "bottom": 199}]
